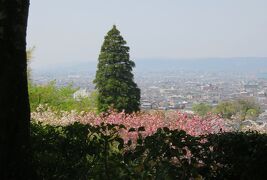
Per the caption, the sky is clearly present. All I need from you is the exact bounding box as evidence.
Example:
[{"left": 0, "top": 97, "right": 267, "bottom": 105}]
[{"left": 27, "top": 0, "right": 267, "bottom": 69}]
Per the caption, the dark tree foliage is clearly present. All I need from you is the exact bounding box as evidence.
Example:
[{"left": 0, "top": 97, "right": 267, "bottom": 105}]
[
  {"left": 0, "top": 0, "right": 31, "bottom": 179},
  {"left": 94, "top": 25, "right": 140, "bottom": 113},
  {"left": 31, "top": 123, "right": 267, "bottom": 179}
]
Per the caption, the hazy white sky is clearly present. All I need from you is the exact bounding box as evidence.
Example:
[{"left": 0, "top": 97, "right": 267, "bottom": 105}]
[{"left": 27, "top": 0, "right": 267, "bottom": 68}]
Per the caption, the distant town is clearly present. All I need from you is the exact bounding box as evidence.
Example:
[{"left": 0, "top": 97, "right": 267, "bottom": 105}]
[{"left": 32, "top": 62, "right": 267, "bottom": 113}]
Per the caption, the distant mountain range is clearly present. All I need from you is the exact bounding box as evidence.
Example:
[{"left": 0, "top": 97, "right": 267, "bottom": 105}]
[{"left": 32, "top": 57, "right": 267, "bottom": 76}]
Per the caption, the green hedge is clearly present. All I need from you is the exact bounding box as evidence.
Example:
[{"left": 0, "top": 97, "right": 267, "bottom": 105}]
[{"left": 31, "top": 122, "right": 267, "bottom": 179}]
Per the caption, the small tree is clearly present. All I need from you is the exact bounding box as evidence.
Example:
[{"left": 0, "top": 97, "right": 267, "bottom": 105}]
[
  {"left": 94, "top": 25, "right": 140, "bottom": 113},
  {"left": 192, "top": 103, "right": 212, "bottom": 117},
  {"left": 213, "top": 101, "right": 236, "bottom": 119}
]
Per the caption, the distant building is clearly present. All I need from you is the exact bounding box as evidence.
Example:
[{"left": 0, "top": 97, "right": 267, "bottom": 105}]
[
  {"left": 240, "top": 91, "right": 249, "bottom": 95},
  {"left": 258, "top": 91, "right": 266, "bottom": 97},
  {"left": 141, "top": 100, "right": 155, "bottom": 110},
  {"left": 73, "top": 89, "right": 90, "bottom": 101},
  {"left": 158, "top": 106, "right": 168, "bottom": 110},
  {"left": 244, "top": 82, "right": 258, "bottom": 93}
]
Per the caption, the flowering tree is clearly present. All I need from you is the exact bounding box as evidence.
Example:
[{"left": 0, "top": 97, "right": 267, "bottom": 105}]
[{"left": 32, "top": 105, "right": 227, "bottom": 142}]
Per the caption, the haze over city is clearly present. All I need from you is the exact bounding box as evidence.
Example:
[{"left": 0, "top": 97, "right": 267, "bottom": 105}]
[{"left": 27, "top": 0, "right": 267, "bottom": 70}]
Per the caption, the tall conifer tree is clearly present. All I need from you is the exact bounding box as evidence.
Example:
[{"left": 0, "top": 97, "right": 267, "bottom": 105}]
[{"left": 94, "top": 25, "right": 140, "bottom": 113}]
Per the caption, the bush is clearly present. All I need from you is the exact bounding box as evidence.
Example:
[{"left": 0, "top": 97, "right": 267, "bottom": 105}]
[
  {"left": 214, "top": 99, "right": 261, "bottom": 120},
  {"left": 31, "top": 108, "right": 226, "bottom": 139},
  {"left": 31, "top": 122, "right": 267, "bottom": 179},
  {"left": 28, "top": 82, "right": 97, "bottom": 112},
  {"left": 31, "top": 122, "right": 126, "bottom": 179},
  {"left": 192, "top": 103, "right": 212, "bottom": 117},
  {"left": 206, "top": 131, "right": 267, "bottom": 179}
]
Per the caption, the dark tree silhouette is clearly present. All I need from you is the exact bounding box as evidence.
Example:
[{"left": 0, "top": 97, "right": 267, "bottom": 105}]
[{"left": 0, "top": 0, "right": 31, "bottom": 179}]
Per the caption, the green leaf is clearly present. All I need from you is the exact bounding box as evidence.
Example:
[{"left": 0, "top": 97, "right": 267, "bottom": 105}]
[
  {"left": 138, "top": 126, "right": 145, "bottom": 132},
  {"left": 128, "top": 128, "right": 136, "bottom": 132}
]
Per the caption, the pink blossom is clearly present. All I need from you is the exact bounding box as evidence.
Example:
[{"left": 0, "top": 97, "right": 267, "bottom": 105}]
[{"left": 32, "top": 105, "right": 227, "bottom": 142}]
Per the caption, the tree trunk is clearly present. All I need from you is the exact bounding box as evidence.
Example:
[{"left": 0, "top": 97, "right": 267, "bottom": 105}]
[{"left": 0, "top": 0, "right": 31, "bottom": 179}]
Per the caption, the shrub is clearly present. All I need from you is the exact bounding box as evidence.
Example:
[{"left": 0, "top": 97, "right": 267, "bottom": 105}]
[
  {"left": 31, "top": 122, "right": 126, "bottom": 179},
  {"left": 31, "top": 122, "right": 267, "bottom": 179},
  {"left": 28, "top": 82, "right": 97, "bottom": 112},
  {"left": 31, "top": 106, "right": 226, "bottom": 142}
]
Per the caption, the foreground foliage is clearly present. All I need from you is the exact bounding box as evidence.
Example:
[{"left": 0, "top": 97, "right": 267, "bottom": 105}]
[{"left": 31, "top": 122, "right": 267, "bottom": 179}]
